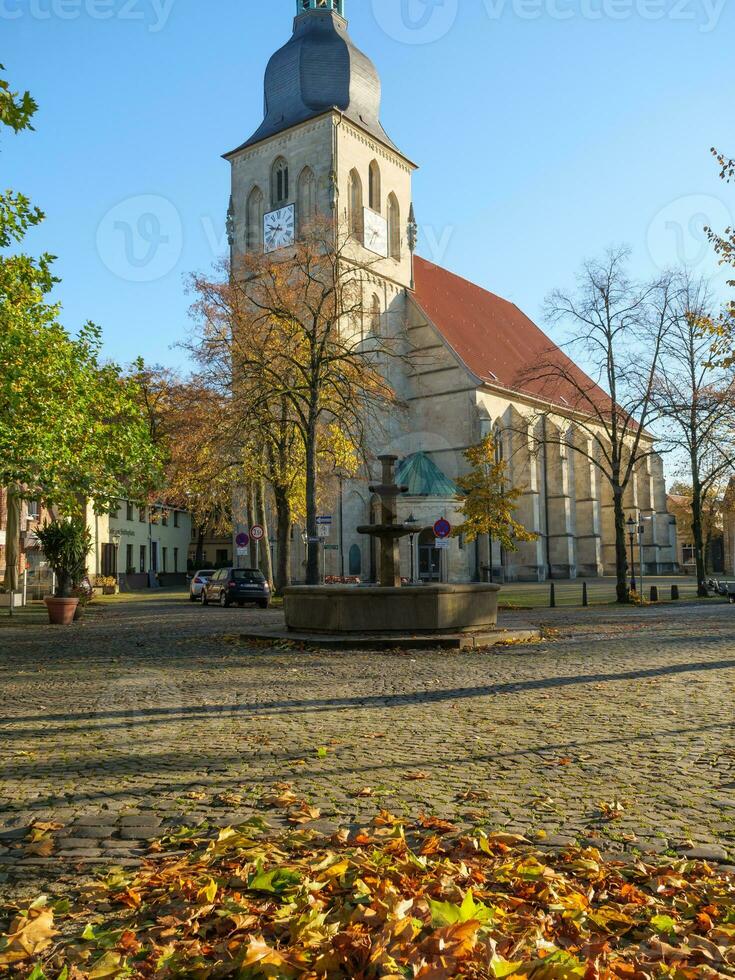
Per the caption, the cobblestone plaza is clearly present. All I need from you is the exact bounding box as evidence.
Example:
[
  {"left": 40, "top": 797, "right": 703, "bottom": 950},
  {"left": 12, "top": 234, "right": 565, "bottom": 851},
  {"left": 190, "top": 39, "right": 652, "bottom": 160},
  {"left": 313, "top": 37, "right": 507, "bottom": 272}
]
[{"left": 1, "top": 594, "right": 734, "bottom": 890}]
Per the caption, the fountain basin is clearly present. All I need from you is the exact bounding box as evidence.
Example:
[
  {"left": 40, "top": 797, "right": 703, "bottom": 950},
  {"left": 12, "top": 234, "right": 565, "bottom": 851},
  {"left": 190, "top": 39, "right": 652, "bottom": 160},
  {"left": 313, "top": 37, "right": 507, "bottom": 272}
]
[{"left": 283, "top": 583, "right": 501, "bottom": 635}]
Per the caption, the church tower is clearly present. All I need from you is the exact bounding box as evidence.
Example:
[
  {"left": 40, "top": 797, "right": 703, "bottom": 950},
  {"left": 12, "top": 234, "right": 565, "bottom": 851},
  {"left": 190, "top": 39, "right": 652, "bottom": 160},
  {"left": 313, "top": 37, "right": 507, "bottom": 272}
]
[{"left": 224, "top": 0, "right": 417, "bottom": 296}]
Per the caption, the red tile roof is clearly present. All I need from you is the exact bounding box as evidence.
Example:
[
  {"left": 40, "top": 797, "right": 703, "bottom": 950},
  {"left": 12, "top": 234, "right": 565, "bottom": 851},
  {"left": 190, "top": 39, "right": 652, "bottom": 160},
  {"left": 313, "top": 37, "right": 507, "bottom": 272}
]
[{"left": 412, "top": 256, "right": 608, "bottom": 413}]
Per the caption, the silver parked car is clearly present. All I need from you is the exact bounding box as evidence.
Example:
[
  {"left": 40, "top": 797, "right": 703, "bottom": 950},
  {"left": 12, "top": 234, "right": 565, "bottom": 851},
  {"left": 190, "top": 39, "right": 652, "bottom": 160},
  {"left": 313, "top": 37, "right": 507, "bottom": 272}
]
[{"left": 189, "top": 569, "right": 216, "bottom": 602}]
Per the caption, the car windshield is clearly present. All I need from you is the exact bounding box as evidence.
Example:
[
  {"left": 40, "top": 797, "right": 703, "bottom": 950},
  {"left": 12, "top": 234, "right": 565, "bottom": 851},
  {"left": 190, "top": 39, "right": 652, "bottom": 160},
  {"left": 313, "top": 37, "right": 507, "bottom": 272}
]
[{"left": 232, "top": 570, "right": 266, "bottom": 584}]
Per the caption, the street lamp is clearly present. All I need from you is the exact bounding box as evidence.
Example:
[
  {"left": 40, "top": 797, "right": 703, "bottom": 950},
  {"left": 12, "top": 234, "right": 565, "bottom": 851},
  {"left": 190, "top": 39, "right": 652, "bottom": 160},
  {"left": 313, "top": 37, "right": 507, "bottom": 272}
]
[
  {"left": 626, "top": 516, "right": 637, "bottom": 595},
  {"left": 406, "top": 514, "right": 419, "bottom": 584},
  {"left": 110, "top": 529, "right": 122, "bottom": 584}
]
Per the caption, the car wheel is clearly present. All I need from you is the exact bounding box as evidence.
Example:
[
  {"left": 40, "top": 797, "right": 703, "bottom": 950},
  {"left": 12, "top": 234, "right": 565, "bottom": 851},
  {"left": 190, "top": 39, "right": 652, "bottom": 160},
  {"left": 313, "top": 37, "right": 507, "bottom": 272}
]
[
  {"left": 258, "top": 600, "right": 269, "bottom": 610},
  {"left": 220, "top": 591, "right": 229, "bottom": 608},
  {"left": 189, "top": 593, "right": 197, "bottom": 602},
  {"left": 201, "top": 591, "right": 208, "bottom": 606}
]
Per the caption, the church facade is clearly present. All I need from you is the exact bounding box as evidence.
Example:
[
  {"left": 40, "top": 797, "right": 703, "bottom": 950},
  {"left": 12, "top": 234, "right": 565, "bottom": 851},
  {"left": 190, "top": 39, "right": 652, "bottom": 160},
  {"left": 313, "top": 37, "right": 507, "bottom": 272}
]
[{"left": 225, "top": 0, "right": 677, "bottom": 583}]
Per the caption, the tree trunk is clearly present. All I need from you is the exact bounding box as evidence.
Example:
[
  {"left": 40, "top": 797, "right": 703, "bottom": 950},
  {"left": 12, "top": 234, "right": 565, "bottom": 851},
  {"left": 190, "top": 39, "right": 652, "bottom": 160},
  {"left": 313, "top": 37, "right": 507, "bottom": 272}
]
[
  {"left": 254, "top": 478, "right": 274, "bottom": 587},
  {"left": 613, "top": 485, "right": 629, "bottom": 604},
  {"left": 305, "top": 416, "right": 320, "bottom": 586},
  {"left": 273, "top": 487, "right": 292, "bottom": 594},
  {"left": 2, "top": 486, "right": 21, "bottom": 594},
  {"left": 690, "top": 482, "right": 708, "bottom": 596},
  {"left": 195, "top": 526, "right": 205, "bottom": 568}
]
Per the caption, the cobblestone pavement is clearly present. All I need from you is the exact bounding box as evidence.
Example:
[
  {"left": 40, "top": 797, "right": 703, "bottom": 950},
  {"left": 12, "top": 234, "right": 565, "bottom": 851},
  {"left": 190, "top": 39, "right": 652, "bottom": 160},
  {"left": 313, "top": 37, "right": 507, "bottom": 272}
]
[{"left": 1, "top": 594, "right": 735, "bottom": 895}]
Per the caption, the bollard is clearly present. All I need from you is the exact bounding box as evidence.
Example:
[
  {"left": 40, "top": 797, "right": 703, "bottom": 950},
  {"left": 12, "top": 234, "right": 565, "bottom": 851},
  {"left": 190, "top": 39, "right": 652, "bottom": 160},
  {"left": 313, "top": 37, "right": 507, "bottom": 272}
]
[
  {"left": 550, "top": 582, "right": 556, "bottom": 608},
  {"left": 650, "top": 586, "right": 659, "bottom": 603},
  {"left": 582, "top": 582, "right": 588, "bottom": 607},
  {"left": 671, "top": 584, "right": 679, "bottom": 601}
]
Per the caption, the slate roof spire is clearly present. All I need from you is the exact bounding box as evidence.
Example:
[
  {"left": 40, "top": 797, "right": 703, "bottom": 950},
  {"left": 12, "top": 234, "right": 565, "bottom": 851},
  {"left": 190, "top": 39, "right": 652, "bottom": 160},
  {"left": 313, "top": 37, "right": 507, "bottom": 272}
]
[{"left": 226, "top": 0, "right": 398, "bottom": 156}]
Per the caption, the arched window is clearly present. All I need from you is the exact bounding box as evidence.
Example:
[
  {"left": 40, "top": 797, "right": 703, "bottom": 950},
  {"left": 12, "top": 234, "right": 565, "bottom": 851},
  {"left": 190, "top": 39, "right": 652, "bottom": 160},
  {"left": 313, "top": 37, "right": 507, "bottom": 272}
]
[
  {"left": 348, "top": 544, "right": 362, "bottom": 577},
  {"left": 368, "top": 160, "right": 381, "bottom": 212},
  {"left": 370, "top": 293, "right": 381, "bottom": 335},
  {"left": 387, "top": 193, "right": 401, "bottom": 260},
  {"left": 246, "top": 185, "right": 264, "bottom": 252},
  {"left": 271, "top": 157, "right": 289, "bottom": 207},
  {"left": 348, "top": 168, "right": 363, "bottom": 239},
  {"left": 297, "top": 166, "right": 317, "bottom": 234}
]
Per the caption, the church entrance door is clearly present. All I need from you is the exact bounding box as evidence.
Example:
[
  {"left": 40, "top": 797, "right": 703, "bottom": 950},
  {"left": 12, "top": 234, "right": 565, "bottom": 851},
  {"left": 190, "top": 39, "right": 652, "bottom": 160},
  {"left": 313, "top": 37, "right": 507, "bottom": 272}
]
[{"left": 418, "top": 529, "right": 441, "bottom": 582}]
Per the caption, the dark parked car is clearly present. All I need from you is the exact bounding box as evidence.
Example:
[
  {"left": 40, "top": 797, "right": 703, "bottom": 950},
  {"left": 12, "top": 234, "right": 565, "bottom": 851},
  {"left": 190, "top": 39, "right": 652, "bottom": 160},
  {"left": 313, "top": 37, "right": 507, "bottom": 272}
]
[{"left": 201, "top": 567, "right": 271, "bottom": 609}]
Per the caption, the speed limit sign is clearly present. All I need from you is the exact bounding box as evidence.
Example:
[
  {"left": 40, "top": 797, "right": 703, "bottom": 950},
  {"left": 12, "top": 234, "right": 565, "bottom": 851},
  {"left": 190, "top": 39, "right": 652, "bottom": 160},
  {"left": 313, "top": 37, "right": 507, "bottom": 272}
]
[{"left": 250, "top": 524, "right": 265, "bottom": 542}]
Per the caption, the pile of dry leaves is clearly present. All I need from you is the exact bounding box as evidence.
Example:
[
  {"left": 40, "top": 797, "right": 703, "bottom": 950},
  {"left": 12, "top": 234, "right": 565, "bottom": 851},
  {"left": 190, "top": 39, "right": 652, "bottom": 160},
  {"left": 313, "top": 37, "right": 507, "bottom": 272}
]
[{"left": 1, "top": 812, "right": 734, "bottom": 978}]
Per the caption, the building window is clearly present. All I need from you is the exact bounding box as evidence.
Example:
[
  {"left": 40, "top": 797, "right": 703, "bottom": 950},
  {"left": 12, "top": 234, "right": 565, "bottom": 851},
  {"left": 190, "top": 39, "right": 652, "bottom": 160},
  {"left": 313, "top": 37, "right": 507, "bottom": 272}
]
[
  {"left": 348, "top": 168, "right": 363, "bottom": 239},
  {"left": 368, "top": 160, "right": 381, "bottom": 212},
  {"left": 387, "top": 193, "right": 401, "bottom": 260},
  {"left": 162, "top": 510, "right": 168, "bottom": 527},
  {"left": 139, "top": 545, "right": 146, "bottom": 573},
  {"left": 174, "top": 547, "right": 179, "bottom": 572},
  {"left": 246, "top": 185, "right": 264, "bottom": 252},
  {"left": 370, "top": 293, "right": 381, "bottom": 335},
  {"left": 126, "top": 544, "right": 134, "bottom": 573},
  {"left": 162, "top": 547, "right": 168, "bottom": 572},
  {"left": 271, "top": 157, "right": 289, "bottom": 206},
  {"left": 139, "top": 506, "right": 146, "bottom": 523},
  {"left": 216, "top": 549, "right": 229, "bottom": 566},
  {"left": 297, "top": 166, "right": 317, "bottom": 234},
  {"left": 126, "top": 501, "right": 134, "bottom": 522},
  {"left": 102, "top": 543, "right": 117, "bottom": 577},
  {"left": 349, "top": 544, "right": 362, "bottom": 577},
  {"left": 174, "top": 511, "right": 179, "bottom": 528},
  {"left": 26, "top": 500, "right": 39, "bottom": 519},
  {"left": 682, "top": 544, "right": 696, "bottom": 565}
]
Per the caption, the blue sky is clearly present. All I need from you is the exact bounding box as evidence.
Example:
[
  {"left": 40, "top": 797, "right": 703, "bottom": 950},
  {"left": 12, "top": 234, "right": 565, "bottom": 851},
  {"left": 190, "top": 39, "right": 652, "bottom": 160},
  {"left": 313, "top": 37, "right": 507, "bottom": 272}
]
[{"left": 3, "top": 0, "right": 734, "bottom": 369}]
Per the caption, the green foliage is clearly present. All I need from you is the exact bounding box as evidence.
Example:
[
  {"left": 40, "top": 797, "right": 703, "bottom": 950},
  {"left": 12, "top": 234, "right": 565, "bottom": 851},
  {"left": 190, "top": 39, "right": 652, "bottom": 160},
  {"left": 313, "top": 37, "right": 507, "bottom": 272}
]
[
  {"left": 454, "top": 434, "right": 536, "bottom": 550},
  {"left": 0, "top": 65, "right": 162, "bottom": 514},
  {"left": 35, "top": 518, "right": 91, "bottom": 598},
  {"left": 0, "top": 65, "right": 38, "bottom": 134}
]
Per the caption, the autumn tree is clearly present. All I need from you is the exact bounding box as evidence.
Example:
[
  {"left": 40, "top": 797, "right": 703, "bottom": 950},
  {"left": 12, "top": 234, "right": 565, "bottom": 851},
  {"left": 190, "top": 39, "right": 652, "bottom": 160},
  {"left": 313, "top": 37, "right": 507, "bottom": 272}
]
[
  {"left": 520, "top": 248, "right": 677, "bottom": 603},
  {"left": 704, "top": 149, "right": 735, "bottom": 366},
  {"left": 653, "top": 275, "right": 735, "bottom": 595},
  {"left": 187, "top": 218, "right": 401, "bottom": 586},
  {"left": 453, "top": 435, "right": 536, "bottom": 554},
  {"left": 0, "top": 67, "right": 161, "bottom": 590},
  {"left": 668, "top": 480, "right": 726, "bottom": 574}
]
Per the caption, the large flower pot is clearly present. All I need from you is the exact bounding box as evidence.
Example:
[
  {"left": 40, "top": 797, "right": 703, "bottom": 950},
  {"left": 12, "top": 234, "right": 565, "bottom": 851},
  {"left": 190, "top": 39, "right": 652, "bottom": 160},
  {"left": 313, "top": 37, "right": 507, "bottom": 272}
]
[{"left": 44, "top": 597, "right": 79, "bottom": 626}]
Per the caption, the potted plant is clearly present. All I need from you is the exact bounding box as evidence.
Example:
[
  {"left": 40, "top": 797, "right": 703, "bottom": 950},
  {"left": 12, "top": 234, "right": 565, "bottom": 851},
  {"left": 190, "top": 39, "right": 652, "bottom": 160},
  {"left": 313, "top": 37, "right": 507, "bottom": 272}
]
[{"left": 36, "top": 518, "right": 92, "bottom": 625}]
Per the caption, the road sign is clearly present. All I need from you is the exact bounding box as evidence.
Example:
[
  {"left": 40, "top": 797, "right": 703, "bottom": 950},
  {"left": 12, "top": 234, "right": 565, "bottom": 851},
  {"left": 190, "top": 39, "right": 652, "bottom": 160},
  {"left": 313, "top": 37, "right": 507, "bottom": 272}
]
[
  {"left": 236, "top": 547, "right": 249, "bottom": 558},
  {"left": 434, "top": 518, "right": 451, "bottom": 539},
  {"left": 250, "top": 524, "right": 265, "bottom": 541},
  {"left": 435, "top": 539, "right": 451, "bottom": 550},
  {"left": 236, "top": 532, "right": 250, "bottom": 548},
  {"left": 318, "top": 524, "right": 331, "bottom": 538},
  {"left": 316, "top": 515, "right": 333, "bottom": 525},
  {"left": 324, "top": 545, "right": 339, "bottom": 551}
]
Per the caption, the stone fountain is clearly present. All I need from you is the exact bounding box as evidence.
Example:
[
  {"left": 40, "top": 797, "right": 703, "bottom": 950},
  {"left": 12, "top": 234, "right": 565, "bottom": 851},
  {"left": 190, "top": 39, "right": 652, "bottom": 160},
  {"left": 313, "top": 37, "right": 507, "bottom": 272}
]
[{"left": 283, "top": 455, "right": 502, "bottom": 637}]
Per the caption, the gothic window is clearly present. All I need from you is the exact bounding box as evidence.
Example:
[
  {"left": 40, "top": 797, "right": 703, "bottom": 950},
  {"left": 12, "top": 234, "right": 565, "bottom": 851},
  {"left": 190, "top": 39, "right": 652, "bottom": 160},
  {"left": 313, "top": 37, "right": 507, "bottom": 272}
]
[
  {"left": 271, "top": 157, "right": 289, "bottom": 206},
  {"left": 387, "top": 192, "right": 401, "bottom": 260},
  {"left": 368, "top": 160, "right": 381, "bottom": 212},
  {"left": 297, "top": 166, "right": 317, "bottom": 234},
  {"left": 348, "top": 168, "right": 363, "bottom": 239},
  {"left": 370, "top": 293, "right": 381, "bottom": 335},
  {"left": 246, "top": 185, "right": 264, "bottom": 252},
  {"left": 348, "top": 544, "right": 362, "bottom": 576}
]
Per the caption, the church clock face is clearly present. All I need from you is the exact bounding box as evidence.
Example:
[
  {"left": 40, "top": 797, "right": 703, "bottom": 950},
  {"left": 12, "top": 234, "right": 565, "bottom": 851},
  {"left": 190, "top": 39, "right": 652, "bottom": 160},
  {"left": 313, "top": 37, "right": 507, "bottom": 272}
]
[{"left": 263, "top": 204, "right": 295, "bottom": 253}]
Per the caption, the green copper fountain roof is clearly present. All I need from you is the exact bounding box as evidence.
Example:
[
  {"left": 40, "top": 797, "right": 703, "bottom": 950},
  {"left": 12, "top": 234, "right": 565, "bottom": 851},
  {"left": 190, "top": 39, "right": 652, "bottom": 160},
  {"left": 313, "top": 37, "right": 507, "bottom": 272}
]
[{"left": 396, "top": 453, "right": 461, "bottom": 498}]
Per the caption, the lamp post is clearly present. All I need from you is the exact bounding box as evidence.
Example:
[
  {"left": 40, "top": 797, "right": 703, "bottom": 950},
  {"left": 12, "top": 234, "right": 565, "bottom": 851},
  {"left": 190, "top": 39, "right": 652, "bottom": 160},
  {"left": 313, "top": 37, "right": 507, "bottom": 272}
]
[
  {"left": 110, "top": 529, "right": 122, "bottom": 586},
  {"left": 626, "top": 516, "right": 637, "bottom": 595},
  {"left": 406, "top": 514, "right": 419, "bottom": 584}
]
